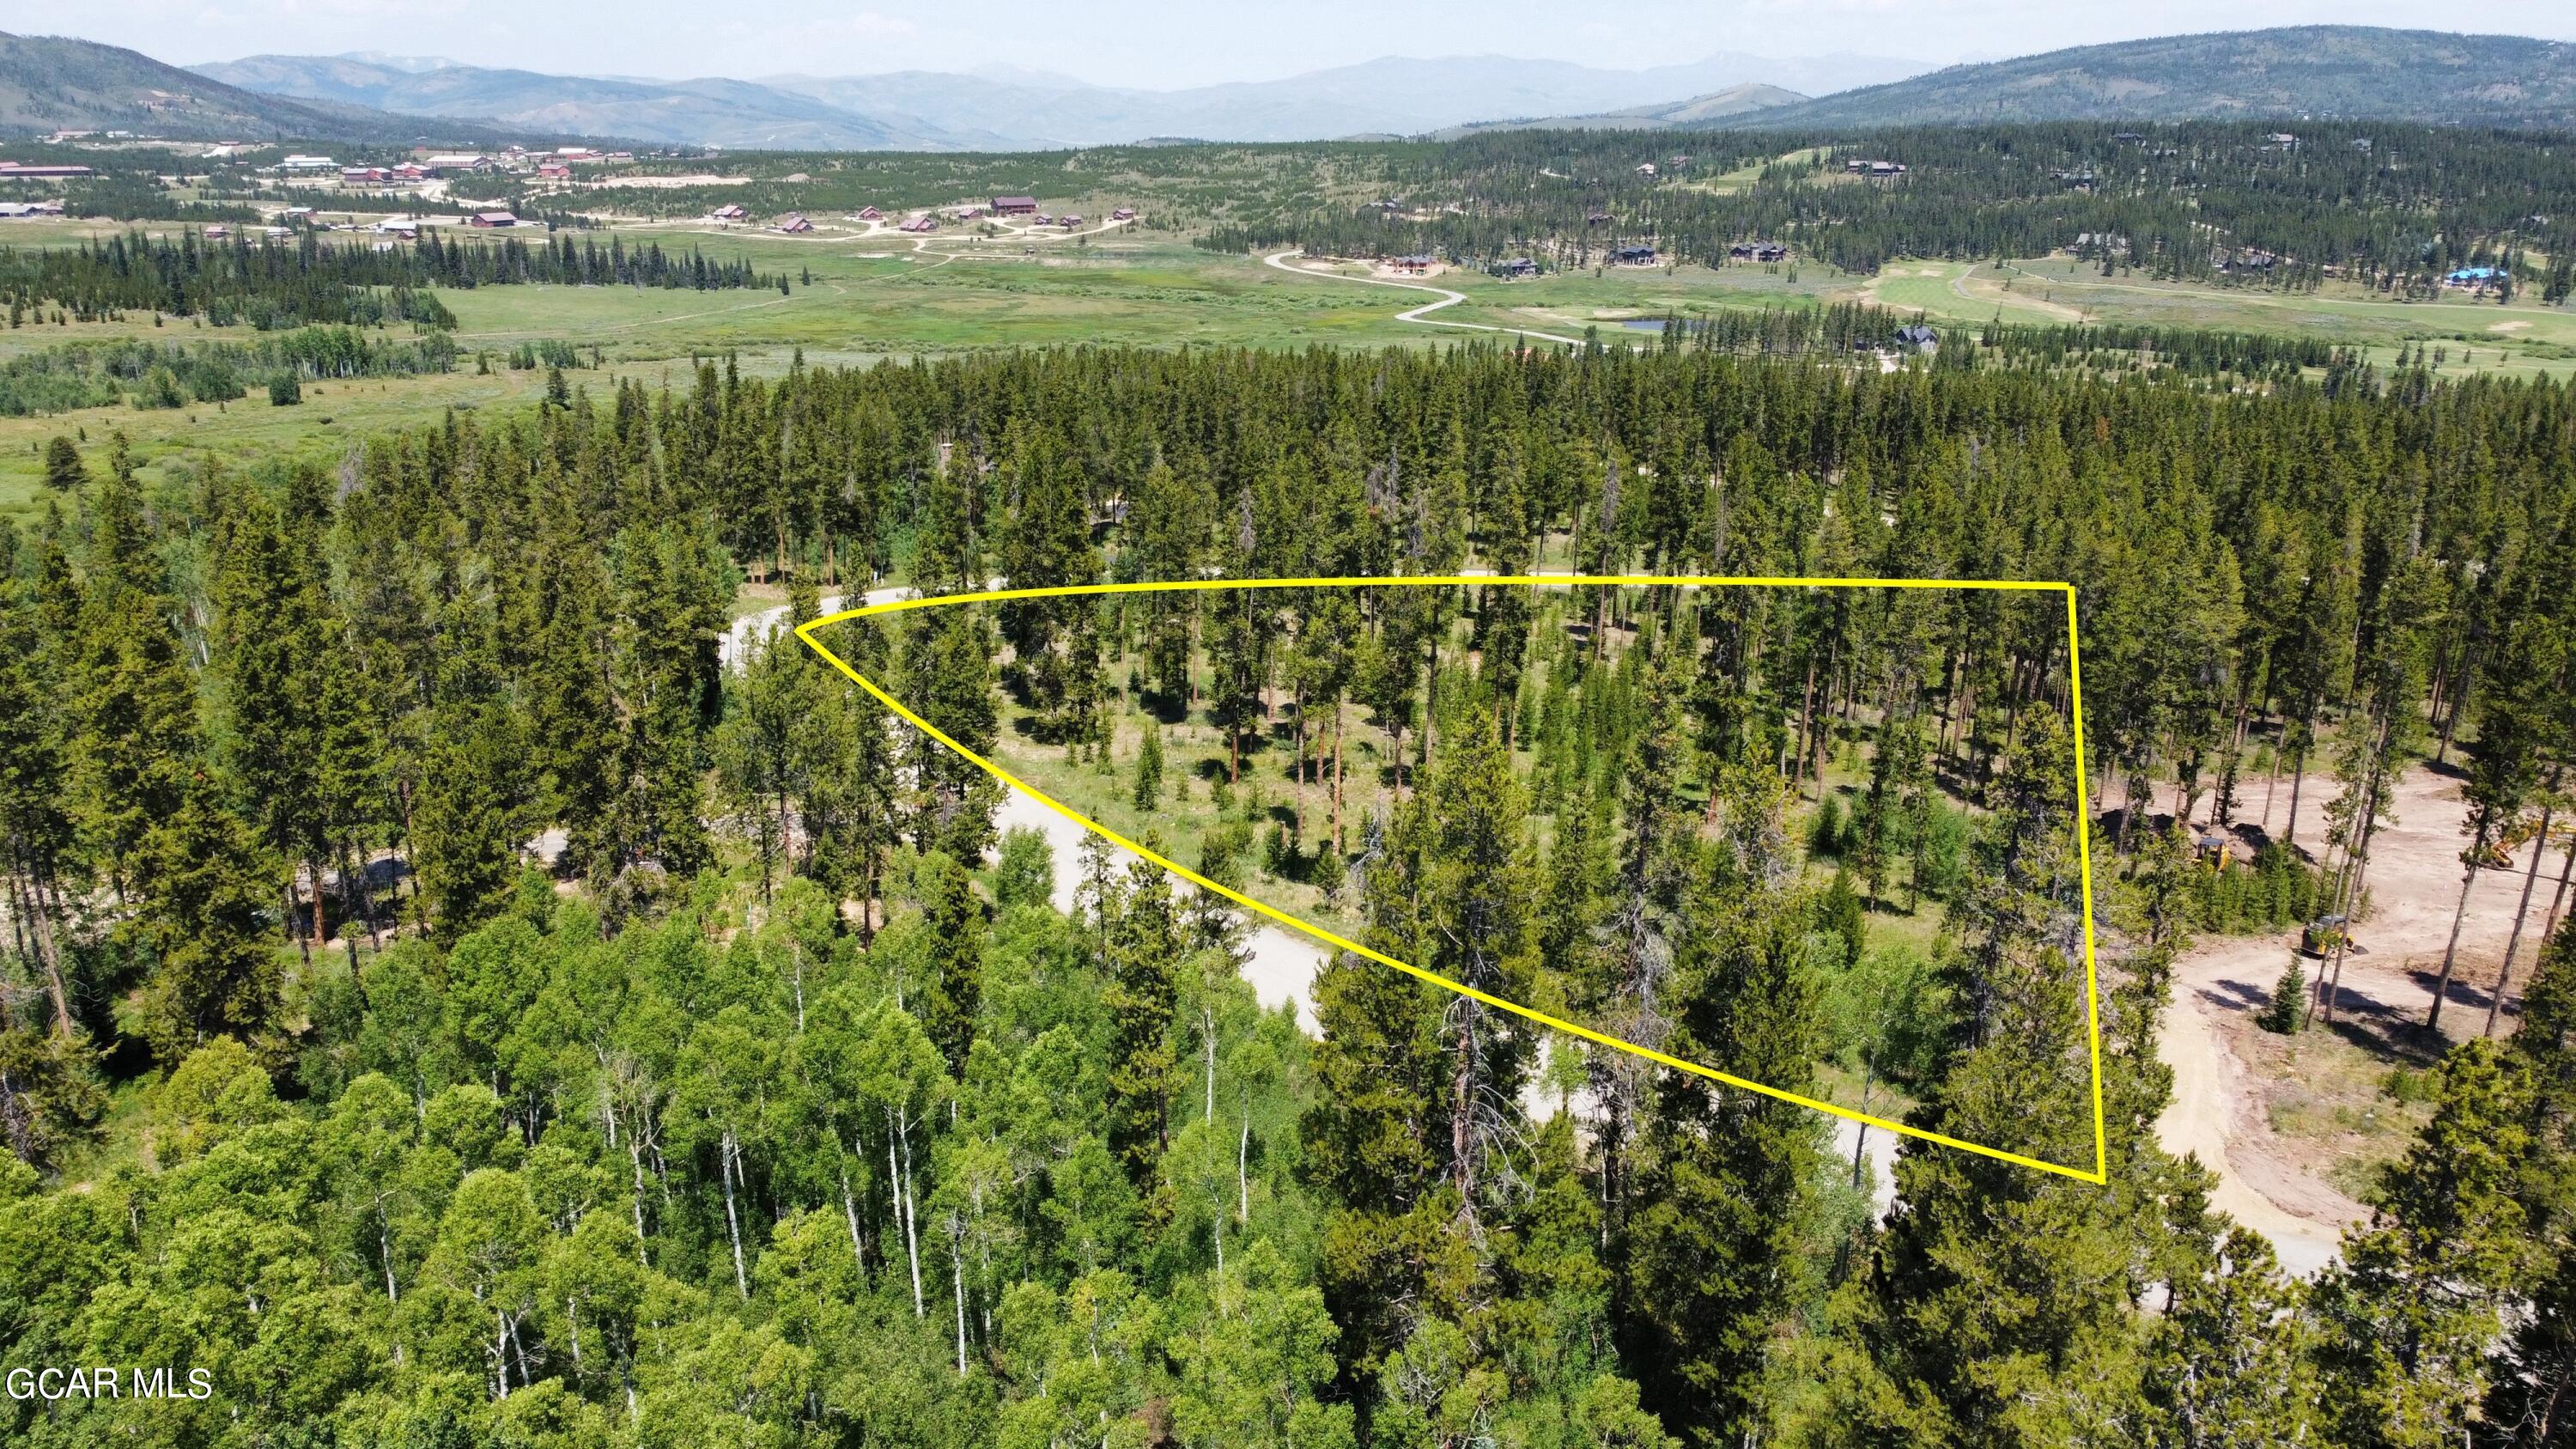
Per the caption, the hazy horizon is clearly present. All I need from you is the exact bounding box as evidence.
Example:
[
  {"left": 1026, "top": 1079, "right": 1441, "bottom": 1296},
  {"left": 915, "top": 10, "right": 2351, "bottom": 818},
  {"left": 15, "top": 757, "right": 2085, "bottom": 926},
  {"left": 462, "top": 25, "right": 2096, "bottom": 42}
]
[{"left": 11, "top": 4, "right": 2575, "bottom": 94}]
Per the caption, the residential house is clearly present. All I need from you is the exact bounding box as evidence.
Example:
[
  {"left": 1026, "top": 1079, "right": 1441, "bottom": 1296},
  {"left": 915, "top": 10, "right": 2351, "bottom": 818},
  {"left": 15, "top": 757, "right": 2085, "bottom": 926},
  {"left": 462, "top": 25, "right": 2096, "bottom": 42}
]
[
  {"left": 469, "top": 210, "right": 518, "bottom": 228},
  {"left": 775, "top": 212, "right": 814, "bottom": 233},
  {"left": 1059, "top": 214, "right": 1082, "bottom": 228},
  {"left": 1728, "top": 241, "right": 1787, "bottom": 262},
  {"left": 899, "top": 212, "right": 938, "bottom": 233},
  {"left": 1609, "top": 244, "right": 1658, "bottom": 265},
  {"left": 1635, "top": 162, "right": 1656, "bottom": 177},
  {"left": 992, "top": 195, "right": 1039, "bottom": 215},
  {"left": 1491, "top": 256, "right": 1539, "bottom": 278},
  {"left": 1389, "top": 253, "right": 1436, "bottom": 274},
  {"left": 711, "top": 204, "right": 749, "bottom": 221},
  {"left": 1893, "top": 323, "right": 1940, "bottom": 353},
  {"left": 854, "top": 205, "right": 884, "bottom": 220},
  {"left": 1111, "top": 206, "right": 1136, "bottom": 221}
]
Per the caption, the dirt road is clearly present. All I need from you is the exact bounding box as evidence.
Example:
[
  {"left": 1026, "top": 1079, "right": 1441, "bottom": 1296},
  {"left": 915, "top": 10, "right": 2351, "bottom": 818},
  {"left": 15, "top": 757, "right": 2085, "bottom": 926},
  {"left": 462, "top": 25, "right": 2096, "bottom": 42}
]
[{"left": 1262, "top": 250, "right": 1587, "bottom": 346}]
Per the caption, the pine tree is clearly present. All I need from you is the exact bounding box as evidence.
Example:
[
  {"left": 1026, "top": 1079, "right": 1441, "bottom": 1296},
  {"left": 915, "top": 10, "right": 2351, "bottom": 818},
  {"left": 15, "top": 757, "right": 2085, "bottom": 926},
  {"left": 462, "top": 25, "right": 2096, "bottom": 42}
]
[
  {"left": 1133, "top": 723, "right": 1165, "bottom": 811},
  {"left": 210, "top": 493, "right": 326, "bottom": 957},
  {"left": 412, "top": 703, "right": 532, "bottom": 944},
  {"left": 918, "top": 851, "right": 985, "bottom": 1075},
  {"left": 0, "top": 531, "right": 79, "bottom": 1037},
  {"left": 137, "top": 771, "right": 287, "bottom": 1066},
  {"left": 2312, "top": 1039, "right": 2533, "bottom": 1446},
  {"left": 41, "top": 435, "right": 84, "bottom": 492},
  {"left": 529, "top": 520, "right": 621, "bottom": 875},
  {"left": 996, "top": 425, "right": 1102, "bottom": 736},
  {"left": 2257, "top": 956, "right": 2306, "bottom": 1032},
  {"left": 1103, "top": 858, "right": 1182, "bottom": 1202},
  {"left": 905, "top": 608, "right": 1001, "bottom": 862},
  {"left": 1623, "top": 848, "right": 1824, "bottom": 1438}
]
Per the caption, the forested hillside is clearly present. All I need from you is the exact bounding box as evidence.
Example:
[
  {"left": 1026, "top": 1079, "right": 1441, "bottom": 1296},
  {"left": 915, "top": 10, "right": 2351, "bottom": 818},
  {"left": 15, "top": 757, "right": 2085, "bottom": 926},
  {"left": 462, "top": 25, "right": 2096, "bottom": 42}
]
[
  {"left": 0, "top": 31, "right": 519, "bottom": 144},
  {"left": 1194, "top": 120, "right": 2576, "bottom": 290},
  {"left": 3, "top": 338, "right": 2575, "bottom": 1443},
  {"left": 1741, "top": 26, "right": 2576, "bottom": 128}
]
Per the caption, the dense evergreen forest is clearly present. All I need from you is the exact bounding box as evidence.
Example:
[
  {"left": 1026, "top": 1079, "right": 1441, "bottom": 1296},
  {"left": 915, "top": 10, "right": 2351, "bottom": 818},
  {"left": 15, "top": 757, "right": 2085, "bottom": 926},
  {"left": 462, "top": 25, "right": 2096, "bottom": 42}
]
[
  {"left": 3, "top": 337, "right": 2576, "bottom": 1446},
  {"left": 1193, "top": 120, "right": 2576, "bottom": 294},
  {"left": 0, "top": 229, "right": 787, "bottom": 331}
]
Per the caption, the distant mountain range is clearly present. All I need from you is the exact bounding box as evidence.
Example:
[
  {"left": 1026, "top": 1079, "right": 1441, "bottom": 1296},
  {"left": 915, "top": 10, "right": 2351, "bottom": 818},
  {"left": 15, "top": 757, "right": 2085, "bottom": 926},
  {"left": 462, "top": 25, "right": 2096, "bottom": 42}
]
[
  {"left": 6, "top": 26, "right": 2575, "bottom": 151},
  {"left": 0, "top": 32, "right": 529, "bottom": 143},
  {"left": 1731, "top": 26, "right": 2576, "bottom": 128},
  {"left": 191, "top": 52, "right": 990, "bottom": 150},
  {"left": 1432, "top": 82, "right": 1811, "bottom": 138},
  {"left": 184, "top": 50, "right": 1929, "bottom": 149}
]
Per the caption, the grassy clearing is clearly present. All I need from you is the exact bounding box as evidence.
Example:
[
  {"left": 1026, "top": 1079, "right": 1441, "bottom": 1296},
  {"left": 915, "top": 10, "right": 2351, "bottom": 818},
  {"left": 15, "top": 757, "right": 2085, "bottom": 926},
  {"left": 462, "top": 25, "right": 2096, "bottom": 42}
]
[{"left": 2227, "top": 1004, "right": 2439, "bottom": 1201}]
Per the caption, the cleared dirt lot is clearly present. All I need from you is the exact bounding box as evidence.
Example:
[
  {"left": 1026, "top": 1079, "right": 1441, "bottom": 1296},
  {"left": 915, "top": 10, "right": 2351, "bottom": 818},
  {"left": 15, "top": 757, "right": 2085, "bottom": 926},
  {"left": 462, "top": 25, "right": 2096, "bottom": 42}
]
[{"left": 2155, "top": 763, "right": 2566, "bottom": 1275}]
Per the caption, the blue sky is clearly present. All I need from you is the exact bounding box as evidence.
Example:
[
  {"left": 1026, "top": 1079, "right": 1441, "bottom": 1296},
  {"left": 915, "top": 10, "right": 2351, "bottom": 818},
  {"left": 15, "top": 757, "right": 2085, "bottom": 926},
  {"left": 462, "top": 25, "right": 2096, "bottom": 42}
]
[{"left": 14, "top": 0, "right": 2576, "bottom": 88}]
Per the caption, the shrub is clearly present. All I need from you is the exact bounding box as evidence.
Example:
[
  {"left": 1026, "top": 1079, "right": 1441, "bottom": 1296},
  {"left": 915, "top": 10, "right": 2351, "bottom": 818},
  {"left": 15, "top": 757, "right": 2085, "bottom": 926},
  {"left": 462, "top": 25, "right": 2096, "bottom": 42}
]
[{"left": 2257, "top": 957, "right": 2306, "bottom": 1032}]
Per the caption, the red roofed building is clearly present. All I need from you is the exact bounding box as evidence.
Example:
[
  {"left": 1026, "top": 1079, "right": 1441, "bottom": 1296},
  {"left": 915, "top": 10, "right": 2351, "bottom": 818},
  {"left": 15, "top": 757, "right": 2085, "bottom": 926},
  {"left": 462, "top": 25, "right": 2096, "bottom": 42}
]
[
  {"left": 992, "top": 195, "right": 1038, "bottom": 215},
  {"left": 470, "top": 210, "right": 518, "bottom": 228}
]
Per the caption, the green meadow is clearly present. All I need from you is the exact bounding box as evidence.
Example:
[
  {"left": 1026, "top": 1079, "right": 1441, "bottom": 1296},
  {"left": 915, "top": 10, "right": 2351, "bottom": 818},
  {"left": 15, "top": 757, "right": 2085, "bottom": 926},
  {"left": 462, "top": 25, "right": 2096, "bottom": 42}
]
[{"left": 3, "top": 218, "right": 2572, "bottom": 517}]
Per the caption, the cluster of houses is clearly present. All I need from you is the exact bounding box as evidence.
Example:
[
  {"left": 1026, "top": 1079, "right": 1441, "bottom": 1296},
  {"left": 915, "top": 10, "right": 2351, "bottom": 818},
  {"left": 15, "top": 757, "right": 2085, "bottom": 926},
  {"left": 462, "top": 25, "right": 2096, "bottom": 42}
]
[
  {"left": 691, "top": 193, "right": 1129, "bottom": 237},
  {"left": 1728, "top": 240, "right": 1789, "bottom": 263},
  {"left": 2215, "top": 246, "right": 2283, "bottom": 273},
  {"left": 274, "top": 145, "right": 629, "bottom": 189},
  {"left": 359, "top": 211, "right": 517, "bottom": 236}
]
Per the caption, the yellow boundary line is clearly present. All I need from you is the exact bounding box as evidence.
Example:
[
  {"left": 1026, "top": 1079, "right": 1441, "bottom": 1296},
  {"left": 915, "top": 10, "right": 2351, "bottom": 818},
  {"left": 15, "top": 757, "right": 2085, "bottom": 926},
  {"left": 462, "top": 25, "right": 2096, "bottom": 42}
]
[{"left": 797, "top": 575, "right": 2110, "bottom": 1185}]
